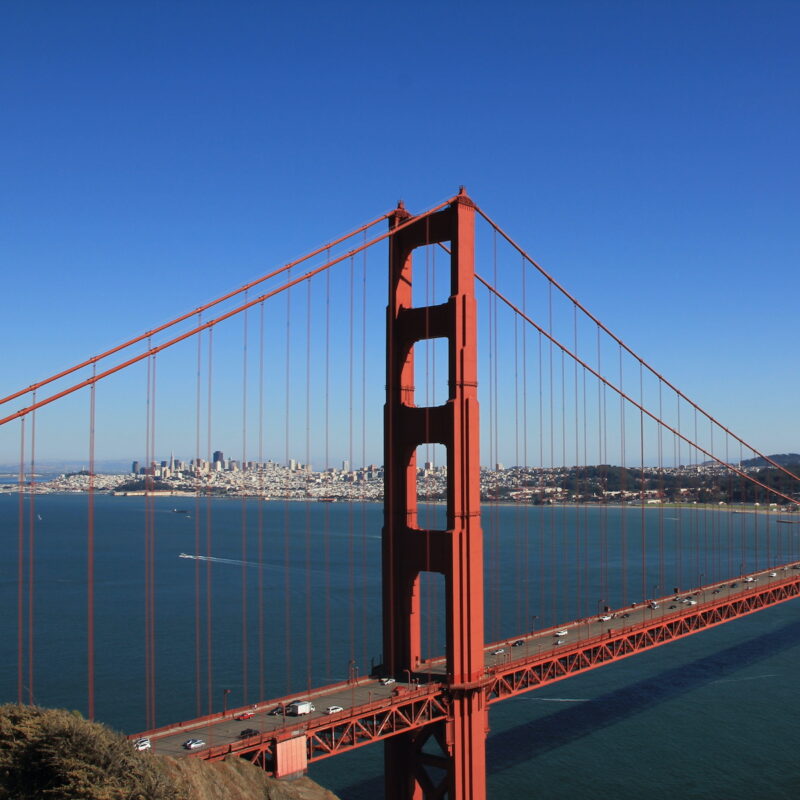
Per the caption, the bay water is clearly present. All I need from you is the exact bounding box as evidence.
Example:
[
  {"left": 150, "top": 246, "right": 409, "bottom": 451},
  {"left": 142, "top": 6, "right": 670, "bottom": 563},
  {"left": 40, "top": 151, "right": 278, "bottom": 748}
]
[{"left": 1, "top": 493, "right": 798, "bottom": 798}]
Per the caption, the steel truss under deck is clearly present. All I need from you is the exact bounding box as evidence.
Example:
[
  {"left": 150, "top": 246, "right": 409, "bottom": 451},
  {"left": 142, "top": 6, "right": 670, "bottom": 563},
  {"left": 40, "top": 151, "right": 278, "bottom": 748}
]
[
  {"left": 487, "top": 572, "right": 800, "bottom": 702},
  {"left": 184, "top": 572, "right": 800, "bottom": 772}
]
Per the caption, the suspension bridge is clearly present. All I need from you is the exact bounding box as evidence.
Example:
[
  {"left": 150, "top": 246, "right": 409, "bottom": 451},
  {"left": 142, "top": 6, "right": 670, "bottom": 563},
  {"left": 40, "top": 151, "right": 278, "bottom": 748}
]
[{"left": 2, "top": 189, "right": 798, "bottom": 800}]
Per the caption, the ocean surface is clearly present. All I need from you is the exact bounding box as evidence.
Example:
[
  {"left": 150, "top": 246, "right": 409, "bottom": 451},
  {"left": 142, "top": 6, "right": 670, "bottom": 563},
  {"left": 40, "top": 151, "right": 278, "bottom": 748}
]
[{"left": 1, "top": 493, "right": 799, "bottom": 799}]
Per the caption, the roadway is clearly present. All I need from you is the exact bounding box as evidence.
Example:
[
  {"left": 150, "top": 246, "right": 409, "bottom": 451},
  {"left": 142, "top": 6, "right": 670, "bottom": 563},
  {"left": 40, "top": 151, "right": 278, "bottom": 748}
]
[
  {"left": 137, "top": 560, "right": 800, "bottom": 758},
  {"left": 145, "top": 679, "right": 404, "bottom": 757},
  {"left": 417, "top": 561, "right": 800, "bottom": 675}
]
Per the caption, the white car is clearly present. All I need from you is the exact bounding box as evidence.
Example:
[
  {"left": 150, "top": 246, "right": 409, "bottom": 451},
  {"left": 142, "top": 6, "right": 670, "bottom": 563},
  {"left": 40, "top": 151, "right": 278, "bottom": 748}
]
[
  {"left": 744, "top": 576, "right": 755, "bottom": 583},
  {"left": 769, "top": 572, "right": 777, "bottom": 577},
  {"left": 133, "top": 737, "right": 151, "bottom": 751},
  {"left": 325, "top": 705, "right": 344, "bottom": 714},
  {"left": 555, "top": 629, "right": 568, "bottom": 637},
  {"left": 380, "top": 677, "right": 396, "bottom": 685},
  {"left": 599, "top": 615, "right": 612, "bottom": 622},
  {"left": 183, "top": 738, "right": 206, "bottom": 750}
]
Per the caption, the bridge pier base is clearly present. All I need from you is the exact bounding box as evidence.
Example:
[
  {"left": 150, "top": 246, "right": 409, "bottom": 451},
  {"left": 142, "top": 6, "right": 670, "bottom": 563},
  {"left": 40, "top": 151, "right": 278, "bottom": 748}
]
[{"left": 273, "top": 735, "right": 308, "bottom": 780}]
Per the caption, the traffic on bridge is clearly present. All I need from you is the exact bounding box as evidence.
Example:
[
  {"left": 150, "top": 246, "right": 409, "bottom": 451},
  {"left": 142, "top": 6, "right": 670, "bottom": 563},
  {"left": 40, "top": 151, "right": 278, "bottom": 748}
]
[{"left": 131, "top": 560, "right": 800, "bottom": 773}]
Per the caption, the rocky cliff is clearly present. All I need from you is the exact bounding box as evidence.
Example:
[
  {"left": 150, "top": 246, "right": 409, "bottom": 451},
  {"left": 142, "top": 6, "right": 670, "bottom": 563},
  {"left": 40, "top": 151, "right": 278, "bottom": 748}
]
[{"left": 0, "top": 704, "right": 340, "bottom": 800}]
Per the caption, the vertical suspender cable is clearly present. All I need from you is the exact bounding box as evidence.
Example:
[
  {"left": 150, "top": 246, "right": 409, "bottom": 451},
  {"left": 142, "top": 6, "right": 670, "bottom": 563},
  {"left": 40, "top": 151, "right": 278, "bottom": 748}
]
[
  {"left": 560, "top": 348, "right": 567, "bottom": 618},
  {"left": 640, "top": 362, "right": 646, "bottom": 604},
  {"left": 514, "top": 300, "right": 521, "bottom": 633},
  {"left": 241, "top": 302, "right": 249, "bottom": 704},
  {"left": 348, "top": 255, "right": 355, "bottom": 665},
  {"left": 324, "top": 259, "right": 331, "bottom": 681},
  {"left": 599, "top": 329, "right": 607, "bottom": 609},
  {"left": 538, "top": 330, "right": 545, "bottom": 622},
  {"left": 725, "top": 435, "right": 732, "bottom": 579},
  {"left": 28, "top": 398, "right": 36, "bottom": 704},
  {"left": 87, "top": 373, "right": 96, "bottom": 719},
  {"left": 487, "top": 241, "right": 495, "bottom": 637},
  {"left": 257, "top": 302, "right": 266, "bottom": 701},
  {"left": 658, "top": 380, "right": 665, "bottom": 592},
  {"left": 194, "top": 314, "right": 203, "bottom": 716},
  {"left": 144, "top": 357, "right": 152, "bottom": 727},
  {"left": 619, "top": 345, "right": 627, "bottom": 607},
  {"left": 676, "top": 395, "right": 683, "bottom": 590},
  {"left": 361, "top": 235, "right": 369, "bottom": 674},
  {"left": 582, "top": 365, "right": 589, "bottom": 618},
  {"left": 149, "top": 355, "right": 157, "bottom": 727},
  {"left": 521, "top": 254, "right": 529, "bottom": 628},
  {"left": 17, "top": 417, "right": 25, "bottom": 704},
  {"left": 692, "top": 409, "right": 702, "bottom": 585},
  {"left": 284, "top": 270, "right": 292, "bottom": 693},
  {"left": 305, "top": 279, "right": 312, "bottom": 691},
  {"left": 596, "top": 330, "right": 603, "bottom": 608},
  {"left": 425, "top": 223, "right": 434, "bottom": 663},
  {"left": 205, "top": 330, "right": 214, "bottom": 714},
  {"left": 548, "top": 285, "right": 556, "bottom": 622},
  {"left": 708, "top": 419, "right": 714, "bottom": 581},
  {"left": 493, "top": 232, "right": 501, "bottom": 640},
  {"left": 573, "top": 306, "right": 581, "bottom": 622}
]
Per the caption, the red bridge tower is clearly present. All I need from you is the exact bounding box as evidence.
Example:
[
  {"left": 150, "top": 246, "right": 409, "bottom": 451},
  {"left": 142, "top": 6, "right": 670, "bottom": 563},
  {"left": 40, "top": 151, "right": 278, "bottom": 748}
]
[{"left": 383, "top": 189, "right": 487, "bottom": 800}]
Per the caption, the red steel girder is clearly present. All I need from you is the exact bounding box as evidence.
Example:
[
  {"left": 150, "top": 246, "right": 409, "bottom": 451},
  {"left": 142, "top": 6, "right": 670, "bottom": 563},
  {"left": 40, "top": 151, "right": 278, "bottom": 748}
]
[
  {"left": 142, "top": 571, "right": 800, "bottom": 778},
  {"left": 193, "top": 687, "right": 451, "bottom": 769},
  {"left": 485, "top": 573, "right": 800, "bottom": 703}
]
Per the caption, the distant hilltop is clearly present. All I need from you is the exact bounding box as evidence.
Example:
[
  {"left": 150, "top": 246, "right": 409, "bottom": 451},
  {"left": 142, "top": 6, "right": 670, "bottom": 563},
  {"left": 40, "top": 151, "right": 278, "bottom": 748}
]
[
  {"left": 699, "top": 453, "right": 800, "bottom": 469},
  {"left": 739, "top": 453, "right": 800, "bottom": 468}
]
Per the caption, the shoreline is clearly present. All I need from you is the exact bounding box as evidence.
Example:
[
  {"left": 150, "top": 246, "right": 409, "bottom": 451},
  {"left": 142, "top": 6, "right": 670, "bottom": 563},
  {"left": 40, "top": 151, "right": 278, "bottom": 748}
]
[{"left": 0, "top": 487, "right": 795, "bottom": 516}]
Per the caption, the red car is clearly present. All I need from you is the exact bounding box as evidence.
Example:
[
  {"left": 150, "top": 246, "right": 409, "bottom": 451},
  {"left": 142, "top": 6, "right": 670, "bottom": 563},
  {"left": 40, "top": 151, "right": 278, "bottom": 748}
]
[{"left": 235, "top": 711, "right": 255, "bottom": 720}]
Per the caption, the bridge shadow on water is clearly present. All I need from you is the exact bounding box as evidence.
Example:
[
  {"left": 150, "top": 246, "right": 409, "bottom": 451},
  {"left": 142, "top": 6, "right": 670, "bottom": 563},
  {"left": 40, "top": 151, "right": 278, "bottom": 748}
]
[{"left": 330, "top": 618, "right": 800, "bottom": 798}]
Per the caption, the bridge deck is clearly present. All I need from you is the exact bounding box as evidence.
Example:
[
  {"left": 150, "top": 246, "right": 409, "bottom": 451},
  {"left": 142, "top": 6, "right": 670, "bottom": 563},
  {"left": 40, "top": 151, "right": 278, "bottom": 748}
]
[{"left": 134, "top": 562, "right": 800, "bottom": 769}]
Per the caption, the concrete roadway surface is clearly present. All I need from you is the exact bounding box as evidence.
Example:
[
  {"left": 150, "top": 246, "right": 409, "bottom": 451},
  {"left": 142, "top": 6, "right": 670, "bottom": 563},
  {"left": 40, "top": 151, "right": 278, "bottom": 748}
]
[
  {"left": 482, "top": 561, "right": 800, "bottom": 669},
  {"left": 141, "top": 562, "right": 799, "bottom": 757},
  {"left": 146, "top": 680, "right": 404, "bottom": 757}
]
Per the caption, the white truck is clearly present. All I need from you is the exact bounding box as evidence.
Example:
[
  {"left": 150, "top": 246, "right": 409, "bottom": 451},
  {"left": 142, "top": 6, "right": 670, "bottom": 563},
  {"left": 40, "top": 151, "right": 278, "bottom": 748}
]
[{"left": 286, "top": 700, "right": 315, "bottom": 716}]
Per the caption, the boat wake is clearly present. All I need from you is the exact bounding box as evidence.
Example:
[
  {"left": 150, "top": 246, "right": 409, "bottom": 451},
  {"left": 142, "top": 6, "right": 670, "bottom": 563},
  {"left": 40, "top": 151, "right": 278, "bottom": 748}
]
[
  {"left": 524, "top": 697, "right": 589, "bottom": 703},
  {"left": 178, "top": 553, "right": 267, "bottom": 569},
  {"left": 711, "top": 673, "right": 777, "bottom": 685}
]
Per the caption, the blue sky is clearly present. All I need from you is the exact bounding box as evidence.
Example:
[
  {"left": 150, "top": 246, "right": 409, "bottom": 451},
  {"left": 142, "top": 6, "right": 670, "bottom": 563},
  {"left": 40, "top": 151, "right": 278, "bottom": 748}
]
[{"left": 1, "top": 1, "right": 798, "bottom": 467}]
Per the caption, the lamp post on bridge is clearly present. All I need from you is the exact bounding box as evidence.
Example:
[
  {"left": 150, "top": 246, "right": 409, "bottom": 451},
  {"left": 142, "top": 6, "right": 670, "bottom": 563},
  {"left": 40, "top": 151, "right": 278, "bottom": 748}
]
[
  {"left": 222, "top": 688, "right": 231, "bottom": 717},
  {"left": 699, "top": 573, "right": 705, "bottom": 603}
]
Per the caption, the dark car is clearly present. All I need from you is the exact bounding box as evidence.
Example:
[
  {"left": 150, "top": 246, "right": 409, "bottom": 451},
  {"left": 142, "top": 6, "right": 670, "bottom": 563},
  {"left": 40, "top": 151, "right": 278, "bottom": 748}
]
[
  {"left": 512, "top": 639, "right": 524, "bottom": 647},
  {"left": 268, "top": 706, "right": 284, "bottom": 716},
  {"left": 240, "top": 728, "right": 260, "bottom": 739}
]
